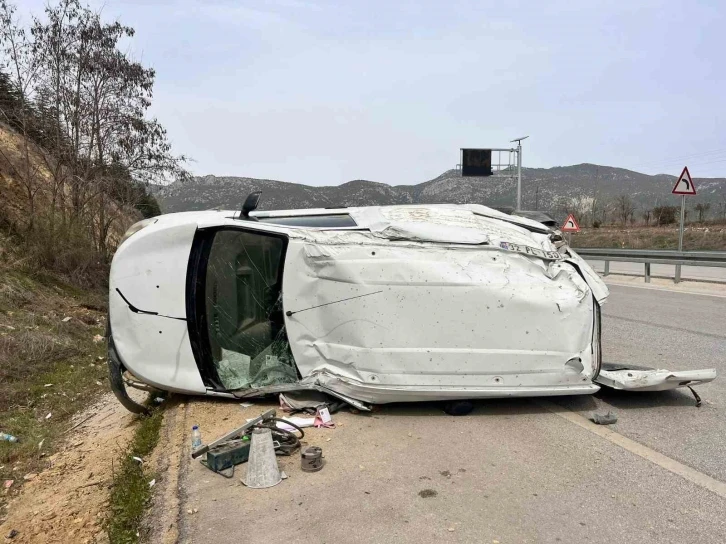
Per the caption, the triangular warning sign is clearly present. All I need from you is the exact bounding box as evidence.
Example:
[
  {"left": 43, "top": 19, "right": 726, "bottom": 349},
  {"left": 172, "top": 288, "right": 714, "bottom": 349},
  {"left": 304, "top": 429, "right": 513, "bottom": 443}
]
[
  {"left": 672, "top": 166, "right": 696, "bottom": 195},
  {"left": 561, "top": 214, "right": 580, "bottom": 232}
]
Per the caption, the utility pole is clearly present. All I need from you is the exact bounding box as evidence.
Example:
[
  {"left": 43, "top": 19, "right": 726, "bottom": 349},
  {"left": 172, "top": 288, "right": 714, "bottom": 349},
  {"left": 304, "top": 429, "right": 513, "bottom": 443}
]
[
  {"left": 535, "top": 186, "right": 539, "bottom": 210},
  {"left": 511, "top": 136, "right": 529, "bottom": 210}
]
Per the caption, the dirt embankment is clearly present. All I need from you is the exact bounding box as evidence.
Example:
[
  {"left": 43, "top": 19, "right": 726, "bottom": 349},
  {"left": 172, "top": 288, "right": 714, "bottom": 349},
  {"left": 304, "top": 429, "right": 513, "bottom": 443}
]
[
  {"left": 570, "top": 223, "right": 726, "bottom": 250},
  {"left": 0, "top": 235, "right": 143, "bottom": 542},
  {"left": 1, "top": 394, "right": 139, "bottom": 543}
]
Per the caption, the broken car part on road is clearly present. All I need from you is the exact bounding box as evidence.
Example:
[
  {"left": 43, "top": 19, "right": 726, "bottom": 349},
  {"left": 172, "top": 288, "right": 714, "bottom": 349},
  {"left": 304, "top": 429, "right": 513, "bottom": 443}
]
[{"left": 107, "top": 201, "right": 716, "bottom": 413}]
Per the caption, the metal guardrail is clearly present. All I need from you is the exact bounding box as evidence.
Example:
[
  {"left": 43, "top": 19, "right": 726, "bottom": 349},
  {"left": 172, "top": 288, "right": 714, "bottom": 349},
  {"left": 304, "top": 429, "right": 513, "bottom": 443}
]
[{"left": 573, "top": 248, "right": 726, "bottom": 283}]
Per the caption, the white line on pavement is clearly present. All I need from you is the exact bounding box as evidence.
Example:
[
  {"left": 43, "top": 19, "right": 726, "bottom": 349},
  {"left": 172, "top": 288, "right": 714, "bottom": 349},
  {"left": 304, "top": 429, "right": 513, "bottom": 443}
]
[{"left": 536, "top": 400, "right": 726, "bottom": 500}]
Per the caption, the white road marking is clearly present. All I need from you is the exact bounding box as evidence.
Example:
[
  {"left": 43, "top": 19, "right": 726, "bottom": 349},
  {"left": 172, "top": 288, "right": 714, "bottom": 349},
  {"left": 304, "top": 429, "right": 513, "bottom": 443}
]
[{"left": 537, "top": 400, "right": 726, "bottom": 499}]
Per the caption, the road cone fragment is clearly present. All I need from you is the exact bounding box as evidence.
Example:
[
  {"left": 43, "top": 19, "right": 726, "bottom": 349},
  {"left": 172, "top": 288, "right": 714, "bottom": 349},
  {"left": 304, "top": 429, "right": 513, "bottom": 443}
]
[{"left": 242, "top": 427, "right": 282, "bottom": 488}]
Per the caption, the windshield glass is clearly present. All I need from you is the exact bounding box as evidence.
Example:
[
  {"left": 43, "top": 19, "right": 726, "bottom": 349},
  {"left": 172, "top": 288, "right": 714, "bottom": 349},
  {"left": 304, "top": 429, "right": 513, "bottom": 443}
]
[{"left": 204, "top": 230, "right": 297, "bottom": 390}]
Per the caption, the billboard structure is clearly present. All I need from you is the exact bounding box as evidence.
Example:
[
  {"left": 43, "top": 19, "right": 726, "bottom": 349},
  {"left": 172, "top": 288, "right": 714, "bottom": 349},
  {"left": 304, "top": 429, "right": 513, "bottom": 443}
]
[
  {"left": 460, "top": 137, "right": 528, "bottom": 210},
  {"left": 461, "top": 149, "right": 493, "bottom": 177}
]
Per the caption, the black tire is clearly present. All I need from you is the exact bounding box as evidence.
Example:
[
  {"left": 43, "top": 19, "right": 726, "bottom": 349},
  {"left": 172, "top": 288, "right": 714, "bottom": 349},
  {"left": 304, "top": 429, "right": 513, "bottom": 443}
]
[
  {"left": 443, "top": 400, "right": 474, "bottom": 416},
  {"left": 108, "top": 338, "right": 150, "bottom": 415}
]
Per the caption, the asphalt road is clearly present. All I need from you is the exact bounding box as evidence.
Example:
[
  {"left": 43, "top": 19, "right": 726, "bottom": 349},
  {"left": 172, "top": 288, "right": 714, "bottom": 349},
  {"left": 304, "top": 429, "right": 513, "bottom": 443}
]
[
  {"left": 586, "top": 259, "right": 726, "bottom": 282},
  {"left": 173, "top": 282, "right": 726, "bottom": 544},
  {"left": 560, "top": 283, "right": 726, "bottom": 481}
]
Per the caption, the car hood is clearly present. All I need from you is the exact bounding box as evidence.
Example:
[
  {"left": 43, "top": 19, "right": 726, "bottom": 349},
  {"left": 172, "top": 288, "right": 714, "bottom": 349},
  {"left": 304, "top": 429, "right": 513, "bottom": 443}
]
[{"left": 108, "top": 216, "right": 206, "bottom": 393}]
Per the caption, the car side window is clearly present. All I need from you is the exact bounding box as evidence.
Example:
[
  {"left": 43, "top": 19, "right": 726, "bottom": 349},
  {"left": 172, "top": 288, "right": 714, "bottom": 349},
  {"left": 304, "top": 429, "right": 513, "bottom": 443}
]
[{"left": 204, "top": 230, "right": 297, "bottom": 390}]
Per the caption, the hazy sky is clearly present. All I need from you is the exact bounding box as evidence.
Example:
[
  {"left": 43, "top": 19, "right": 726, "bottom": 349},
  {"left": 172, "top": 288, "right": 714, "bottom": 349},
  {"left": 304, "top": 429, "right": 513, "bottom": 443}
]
[{"left": 18, "top": 0, "right": 726, "bottom": 185}]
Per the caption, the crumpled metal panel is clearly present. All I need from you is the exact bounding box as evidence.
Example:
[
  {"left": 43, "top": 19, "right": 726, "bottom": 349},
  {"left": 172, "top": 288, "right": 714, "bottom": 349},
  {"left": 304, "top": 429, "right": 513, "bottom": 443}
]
[
  {"left": 283, "top": 234, "right": 604, "bottom": 402},
  {"left": 349, "top": 206, "right": 551, "bottom": 247},
  {"left": 596, "top": 368, "right": 717, "bottom": 392}
]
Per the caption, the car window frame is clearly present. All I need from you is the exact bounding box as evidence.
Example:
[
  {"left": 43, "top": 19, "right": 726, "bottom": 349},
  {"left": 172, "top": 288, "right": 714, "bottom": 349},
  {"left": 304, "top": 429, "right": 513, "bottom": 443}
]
[{"left": 186, "top": 225, "right": 292, "bottom": 391}]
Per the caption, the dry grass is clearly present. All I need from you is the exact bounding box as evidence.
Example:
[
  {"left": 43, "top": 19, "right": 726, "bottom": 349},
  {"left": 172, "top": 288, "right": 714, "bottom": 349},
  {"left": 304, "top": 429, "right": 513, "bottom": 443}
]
[
  {"left": 106, "top": 408, "right": 164, "bottom": 544},
  {"left": 571, "top": 223, "right": 726, "bottom": 250},
  {"left": 0, "top": 268, "right": 109, "bottom": 517}
]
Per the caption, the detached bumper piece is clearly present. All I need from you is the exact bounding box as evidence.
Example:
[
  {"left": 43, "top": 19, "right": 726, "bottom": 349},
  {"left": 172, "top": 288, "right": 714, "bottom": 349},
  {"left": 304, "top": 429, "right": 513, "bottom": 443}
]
[
  {"left": 594, "top": 363, "right": 716, "bottom": 406},
  {"left": 596, "top": 365, "right": 717, "bottom": 392}
]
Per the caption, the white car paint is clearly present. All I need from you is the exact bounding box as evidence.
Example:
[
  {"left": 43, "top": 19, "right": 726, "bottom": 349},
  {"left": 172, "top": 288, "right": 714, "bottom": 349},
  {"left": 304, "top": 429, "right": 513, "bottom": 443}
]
[
  {"left": 108, "top": 204, "right": 715, "bottom": 406},
  {"left": 596, "top": 368, "right": 717, "bottom": 392}
]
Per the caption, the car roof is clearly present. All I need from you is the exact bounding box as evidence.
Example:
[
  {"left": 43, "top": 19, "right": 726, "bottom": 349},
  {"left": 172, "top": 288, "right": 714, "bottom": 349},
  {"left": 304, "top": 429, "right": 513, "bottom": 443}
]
[{"left": 248, "top": 204, "right": 555, "bottom": 232}]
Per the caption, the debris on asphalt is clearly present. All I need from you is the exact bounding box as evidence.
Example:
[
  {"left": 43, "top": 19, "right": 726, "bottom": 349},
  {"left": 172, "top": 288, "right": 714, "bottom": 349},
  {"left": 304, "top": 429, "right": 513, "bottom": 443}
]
[
  {"left": 418, "top": 489, "right": 437, "bottom": 498},
  {"left": 6, "top": 529, "right": 18, "bottom": 539},
  {"left": 589, "top": 411, "right": 618, "bottom": 425},
  {"left": 192, "top": 409, "right": 275, "bottom": 460},
  {"left": 202, "top": 439, "right": 252, "bottom": 478},
  {"left": 154, "top": 397, "right": 165, "bottom": 404},
  {"left": 301, "top": 446, "right": 324, "bottom": 472},
  {"left": 44, "top": 412, "right": 52, "bottom": 420},
  {"left": 1, "top": 432, "right": 18, "bottom": 443},
  {"left": 239, "top": 402, "right": 254, "bottom": 408},
  {"left": 280, "top": 391, "right": 328, "bottom": 413},
  {"left": 192, "top": 425, "right": 202, "bottom": 449},
  {"left": 314, "top": 406, "right": 334, "bottom": 428},
  {"left": 242, "top": 428, "right": 283, "bottom": 489},
  {"left": 196, "top": 409, "right": 311, "bottom": 480},
  {"left": 247, "top": 416, "right": 315, "bottom": 432}
]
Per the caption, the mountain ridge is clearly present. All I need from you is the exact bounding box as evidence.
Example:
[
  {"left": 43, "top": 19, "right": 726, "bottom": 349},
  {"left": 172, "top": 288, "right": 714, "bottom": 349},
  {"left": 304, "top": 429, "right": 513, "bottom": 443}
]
[{"left": 154, "top": 164, "right": 726, "bottom": 221}]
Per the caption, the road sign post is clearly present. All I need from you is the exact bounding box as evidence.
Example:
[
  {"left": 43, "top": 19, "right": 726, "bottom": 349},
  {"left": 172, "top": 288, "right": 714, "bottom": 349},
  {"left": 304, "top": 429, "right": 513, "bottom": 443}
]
[
  {"left": 561, "top": 214, "right": 580, "bottom": 246},
  {"left": 671, "top": 166, "right": 697, "bottom": 283}
]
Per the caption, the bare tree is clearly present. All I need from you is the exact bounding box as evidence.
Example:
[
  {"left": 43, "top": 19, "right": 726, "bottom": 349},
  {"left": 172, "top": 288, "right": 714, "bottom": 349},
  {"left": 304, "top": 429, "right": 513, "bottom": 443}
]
[
  {"left": 0, "top": 0, "right": 42, "bottom": 232},
  {"left": 1, "top": 0, "right": 188, "bottom": 262},
  {"left": 694, "top": 202, "right": 711, "bottom": 223},
  {"left": 642, "top": 209, "right": 652, "bottom": 226},
  {"left": 615, "top": 195, "right": 635, "bottom": 226}
]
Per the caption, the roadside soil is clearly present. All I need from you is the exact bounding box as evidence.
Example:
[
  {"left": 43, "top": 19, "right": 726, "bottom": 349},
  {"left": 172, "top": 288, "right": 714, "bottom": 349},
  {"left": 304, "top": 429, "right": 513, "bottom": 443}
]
[{"left": 1, "top": 394, "right": 139, "bottom": 544}]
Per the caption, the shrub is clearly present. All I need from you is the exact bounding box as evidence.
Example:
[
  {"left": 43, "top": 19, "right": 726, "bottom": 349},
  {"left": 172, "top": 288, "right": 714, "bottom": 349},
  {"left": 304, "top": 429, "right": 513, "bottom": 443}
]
[{"left": 654, "top": 206, "right": 678, "bottom": 225}]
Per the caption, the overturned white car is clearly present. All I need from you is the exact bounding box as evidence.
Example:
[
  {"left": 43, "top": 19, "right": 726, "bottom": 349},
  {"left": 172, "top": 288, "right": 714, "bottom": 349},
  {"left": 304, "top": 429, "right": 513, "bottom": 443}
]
[{"left": 107, "top": 196, "right": 715, "bottom": 413}]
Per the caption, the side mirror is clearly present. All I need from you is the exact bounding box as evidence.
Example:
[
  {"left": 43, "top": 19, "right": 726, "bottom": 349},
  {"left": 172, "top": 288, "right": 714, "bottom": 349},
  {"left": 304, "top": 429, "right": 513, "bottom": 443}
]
[{"left": 240, "top": 192, "right": 262, "bottom": 219}]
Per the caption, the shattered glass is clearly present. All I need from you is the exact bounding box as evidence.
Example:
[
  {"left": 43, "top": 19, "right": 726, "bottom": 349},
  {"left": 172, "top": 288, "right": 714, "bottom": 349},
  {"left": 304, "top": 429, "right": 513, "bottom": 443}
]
[{"left": 205, "top": 231, "right": 297, "bottom": 390}]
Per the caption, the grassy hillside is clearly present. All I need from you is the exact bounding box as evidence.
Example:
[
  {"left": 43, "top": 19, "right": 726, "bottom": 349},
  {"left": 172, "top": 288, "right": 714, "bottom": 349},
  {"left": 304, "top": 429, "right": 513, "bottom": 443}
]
[
  {"left": 0, "top": 234, "right": 109, "bottom": 517},
  {"left": 570, "top": 222, "right": 726, "bottom": 251}
]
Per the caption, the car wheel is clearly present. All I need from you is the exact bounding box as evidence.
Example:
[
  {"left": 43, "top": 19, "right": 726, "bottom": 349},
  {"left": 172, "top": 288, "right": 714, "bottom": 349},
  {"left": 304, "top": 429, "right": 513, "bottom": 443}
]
[
  {"left": 108, "top": 346, "right": 150, "bottom": 415},
  {"left": 443, "top": 400, "right": 474, "bottom": 416}
]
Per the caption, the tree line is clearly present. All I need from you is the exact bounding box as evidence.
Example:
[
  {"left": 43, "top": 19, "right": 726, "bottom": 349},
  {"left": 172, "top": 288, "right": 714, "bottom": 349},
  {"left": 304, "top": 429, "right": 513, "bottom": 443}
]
[
  {"left": 0, "top": 0, "right": 187, "bottom": 279},
  {"left": 551, "top": 194, "right": 726, "bottom": 228}
]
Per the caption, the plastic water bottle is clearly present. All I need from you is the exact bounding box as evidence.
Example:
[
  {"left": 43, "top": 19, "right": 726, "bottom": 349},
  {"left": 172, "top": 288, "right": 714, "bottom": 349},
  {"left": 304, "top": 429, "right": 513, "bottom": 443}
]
[
  {"left": 1, "top": 432, "right": 18, "bottom": 443},
  {"left": 191, "top": 425, "right": 202, "bottom": 449}
]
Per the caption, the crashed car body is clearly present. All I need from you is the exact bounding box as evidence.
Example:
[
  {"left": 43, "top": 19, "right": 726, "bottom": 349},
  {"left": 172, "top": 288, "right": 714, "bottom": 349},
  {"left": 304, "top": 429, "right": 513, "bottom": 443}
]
[{"left": 107, "top": 203, "right": 715, "bottom": 412}]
